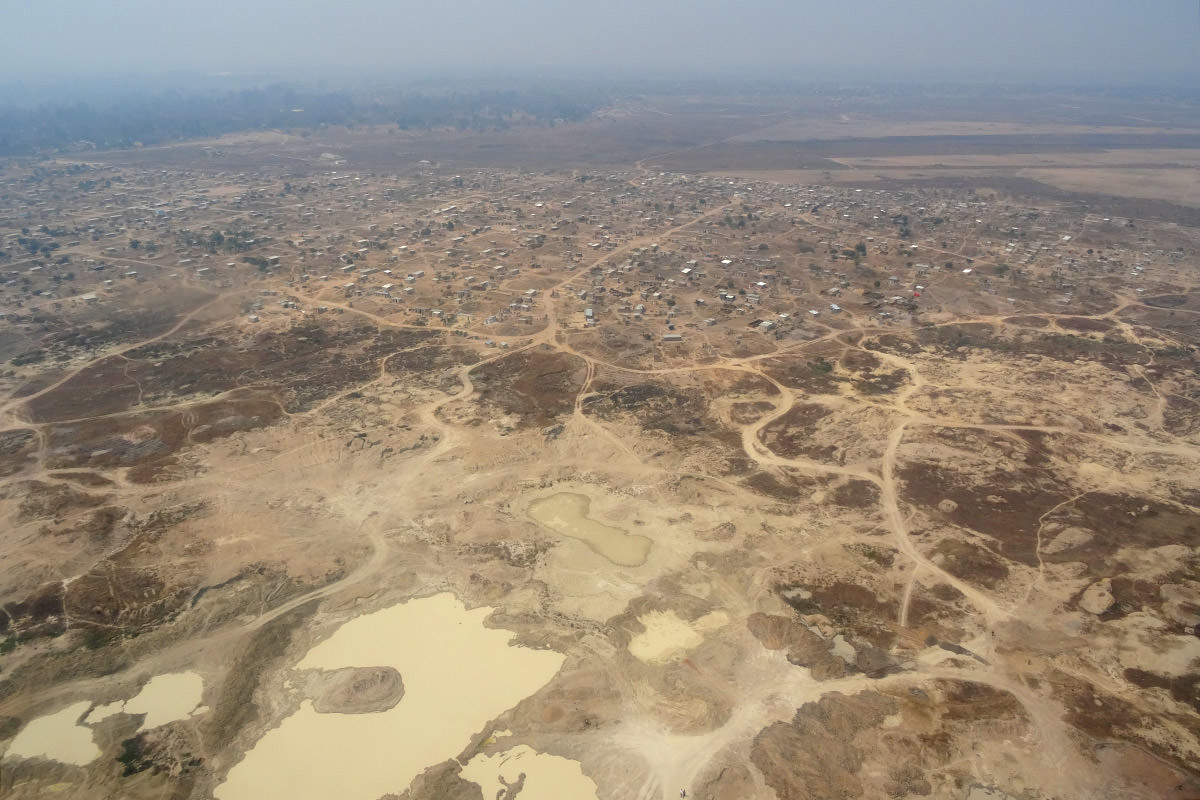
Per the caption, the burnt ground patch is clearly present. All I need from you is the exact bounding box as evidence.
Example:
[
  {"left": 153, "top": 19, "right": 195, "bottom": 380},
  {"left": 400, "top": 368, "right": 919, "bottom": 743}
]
[
  {"left": 929, "top": 538, "right": 1011, "bottom": 589},
  {"left": 1143, "top": 292, "right": 1200, "bottom": 312},
  {"left": 24, "top": 356, "right": 141, "bottom": 420},
  {"left": 760, "top": 354, "right": 846, "bottom": 394},
  {"left": 830, "top": 479, "right": 882, "bottom": 509},
  {"left": 11, "top": 480, "right": 108, "bottom": 522},
  {"left": 45, "top": 502, "right": 210, "bottom": 641},
  {"left": 1043, "top": 493, "right": 1200, "bottom": 575},
  {"left": 702, "top": 369, "right": 781, "bottom": 399},
  {"left": 1143, "top": 343, "right": 1200, "bottom": 383},
  {"left": 750, "top": 691, "right": 898, "bottom": 800},
  {"left": 843, "top": 542, "right": 896, "bottom": 569},
  {"left": 64, "top": 563, "right": 191, "bottom": 635},
  {"left": 830, "top": 346, "right": 912, "bottom": 396},
  {"left": 1119, "top": 306, "right": 1200, "bottom": 348},
  {"left": 561, "top": 327, "right": 664, "bottom": 372},
  {"left": 1003, "top": 331, "right": 1146, "bottom": 367},
  {"left": 900, "top": 322, "right": 996, "bottom": 352},
  {"left": 741, "top": 469, "right": 824, "bottom": 502},
  {"left": 1003, "top": 315, "right": 1051, "bottom": 328},
  {"left": 1124, "top": 669, "right": 1200, "bottom": 714},
  {"left": 747, "top": 612, "right": 849, "bottom": 680},
  {"left": 43, "top": 392, "right": 284, "bottom": 478},
  {"left": 48, "top": 471, "right": 116, "bottom": 488},
  {"left": 776, "top": 579, "right": 899, "bottom": 650},
  {"left": 1, "top": 581, "right": 67, "bottom": 642},
  {"left": 1056, "top": 316, "right": 1115, "bottom": 333},
  {"left": 758, "top": 403, "right": 836, "bottom": 460},
  {"left": 584, "top": 375, "right": 756, "bottom": 474},
  {"left": 0, "top": 429, "right": 38, "bottom": 478},
  {"left": 748, "top": 676, "right": 1032, "bottom": 800},
  {"left": 898, "top": 429, "right": 1073, "bottom": 566},
  {"left": 729, "top": 400, "right": 776, "bottom": 424},
  {"left": 585, "top": 381, "right": 708, "bottom": 433},
  {"left": 1164, "top": 395, "right": 1200, "bottom": 438},
  {"left": 900, "top": 459, "right": 1068, "bottom": 567},
  {"left": 939, "top": 679, "right": 1026, "bottom": 721},
  {"left": 27, "top": 323, "right": 437, "bottom": 423},
  {"left": 867, "top": 323, "right": 1146, "bottom": 369},
  {"left": 905, "top": 583, "right": 970, "bottom": 641},
  {"left": 8, "top": 369, "right": 68, "bottom": 400},
  {"left": 852, "top": 369, "right": 911, "bottom": 396},
  {"left": 470, "top": 348, "right": 586, "bottom": 429},
  {"left": 1106, "top": 574, "right": 1178, "bottom": 623},
  {"left": 840, "top": 348, "right": 881, "bottom": 373},
  {"left": 41, "top": 290, "right": 214, "bottom": 354},
  {"left": 48, "top": 506, "right": 128, "bottom": 544},
  {"left": 383, "top": 342, "right": 481, "bottom": 390},
  {"left": 1047, "top": 669, "right": 1200, "bottom": 777}
]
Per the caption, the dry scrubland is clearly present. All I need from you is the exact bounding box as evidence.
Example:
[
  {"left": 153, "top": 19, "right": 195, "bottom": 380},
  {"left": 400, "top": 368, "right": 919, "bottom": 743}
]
[{"left": 0, "top": 93, "right": 1198, "bottom": 799}]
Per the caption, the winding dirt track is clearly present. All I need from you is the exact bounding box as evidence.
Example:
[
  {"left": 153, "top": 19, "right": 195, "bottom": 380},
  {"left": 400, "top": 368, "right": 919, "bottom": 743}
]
[
  {"left": 2, "top": 197, "right": 1193, "bottom": 648},
  {"left": 3, "top": 179, "right": 1198, "bottom": 800}
]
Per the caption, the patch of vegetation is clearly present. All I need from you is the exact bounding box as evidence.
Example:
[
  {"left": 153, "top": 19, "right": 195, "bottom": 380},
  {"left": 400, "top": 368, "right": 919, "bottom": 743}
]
[{"left": 117, "top": 733, "right": 154, "bottom": 777}]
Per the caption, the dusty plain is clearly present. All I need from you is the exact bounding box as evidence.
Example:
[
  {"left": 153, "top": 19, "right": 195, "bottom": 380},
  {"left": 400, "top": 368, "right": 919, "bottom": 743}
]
[{"left": 0, "top": 88, "right": 1198, "bottom": 800}]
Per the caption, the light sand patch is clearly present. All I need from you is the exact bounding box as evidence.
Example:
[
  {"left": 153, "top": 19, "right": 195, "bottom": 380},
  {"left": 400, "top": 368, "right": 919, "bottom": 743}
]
[
  {"left": 1042, "top": 526, "right": 1093, "bottom": 556},
  {"left": 214, "top": 593, "right": 565, "bottom": 800},
  {"left": 833, "top": 148, "right": 1200, "bottom": 170},
  {"left": 1020, "top": 167, "right": 1200, "bottom": 207},
  {"left": 462, "top": 744, "right": 598, "bottom": 800},
  {"left": 629, "top": 610, "right": 729, "bottom": 664},
  {"left": 5, "top": 701, "right": 99, "bottom": 766},
  {"left": 728, "top": 120, "right": 1200, "bottom": 142},
  {"left": 1111, "top": 613, "right": 1200, "bottom": 675},
  {"left": 529, "top": 492, "right": 652, "bottom": 567}
]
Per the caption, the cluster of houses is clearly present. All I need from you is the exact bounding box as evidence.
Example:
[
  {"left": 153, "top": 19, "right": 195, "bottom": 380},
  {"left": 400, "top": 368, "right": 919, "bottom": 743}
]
[{"left": 0, "top": 160, "right": 1183, "bottom": 342}]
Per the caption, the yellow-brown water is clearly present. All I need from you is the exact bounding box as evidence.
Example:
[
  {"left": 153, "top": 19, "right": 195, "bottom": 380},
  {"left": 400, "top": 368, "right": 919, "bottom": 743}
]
[
  {"left": 529, "top": 493, "right": 652, "bottom": 566},
  {"left": 214, "top": 593, "right": 564, "bottom": 800}
]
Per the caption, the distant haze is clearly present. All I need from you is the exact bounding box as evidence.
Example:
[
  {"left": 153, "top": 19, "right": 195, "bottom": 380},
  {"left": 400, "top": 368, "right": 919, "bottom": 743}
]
[{"left": 2, "top": 0, "right": 1198, "bottom": 85}]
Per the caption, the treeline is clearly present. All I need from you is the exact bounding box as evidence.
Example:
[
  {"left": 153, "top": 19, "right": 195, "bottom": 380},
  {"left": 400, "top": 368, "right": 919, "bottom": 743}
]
[
  {"left": 0, "top": 85, "right": 600, "bottom": 156},
  {"left": 386, "top": 88, "right": 595, "bottom": 130}
]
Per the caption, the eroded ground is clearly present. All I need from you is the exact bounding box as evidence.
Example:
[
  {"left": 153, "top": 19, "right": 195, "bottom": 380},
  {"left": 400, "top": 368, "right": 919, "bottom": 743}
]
[{"left": 0, "top": 111, "right": 1198, "bottom": 800}]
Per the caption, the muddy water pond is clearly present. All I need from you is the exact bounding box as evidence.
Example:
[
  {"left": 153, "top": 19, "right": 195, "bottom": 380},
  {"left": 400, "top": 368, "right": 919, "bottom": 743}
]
[
  {"left": 528, "top": 492, "right": 652, "bottom": 566},
  {"left": 215, "top": 592, "right": 565, "bottom": 800},
  {"left": 462, "top": 744, "right": 598, "bottom": 800},
  {"left": 4, "top": 672, "right": 205, "bottom": 766},
  {"left": 4, "top": 701, "right": 99, "bottom": 765},
  {"left": 118, "top": 672, "right": 205, "bottom": 730}
]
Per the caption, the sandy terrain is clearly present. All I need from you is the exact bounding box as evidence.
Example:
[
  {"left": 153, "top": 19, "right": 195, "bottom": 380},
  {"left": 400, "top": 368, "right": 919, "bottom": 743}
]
[{"left": 0, "top": 103, "right": 1198, "bottom": 800}]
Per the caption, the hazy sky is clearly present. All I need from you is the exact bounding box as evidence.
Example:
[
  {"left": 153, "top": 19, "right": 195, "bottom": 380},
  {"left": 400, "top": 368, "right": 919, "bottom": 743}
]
[{"left": 2, "top": 0, "right": 1198, "bottom": 84}]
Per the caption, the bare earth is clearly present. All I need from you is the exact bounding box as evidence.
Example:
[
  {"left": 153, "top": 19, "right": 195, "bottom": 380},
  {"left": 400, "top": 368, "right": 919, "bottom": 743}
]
[{"left": 0, "top": 94, "right": 1198, "bottom": 800}]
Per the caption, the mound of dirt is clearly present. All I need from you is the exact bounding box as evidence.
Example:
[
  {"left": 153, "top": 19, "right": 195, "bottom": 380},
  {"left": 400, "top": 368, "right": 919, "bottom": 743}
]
[{"left": 310, "top": 666, "right": 405, "bottom": 714}]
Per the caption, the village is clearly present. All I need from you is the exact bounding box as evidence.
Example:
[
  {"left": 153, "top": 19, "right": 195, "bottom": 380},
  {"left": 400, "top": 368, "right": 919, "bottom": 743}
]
[
  {"left": 0, "top": 158, "right": 1187, "bottom": 373},
  {"left": 0, "top": 145, "right": 1198, "bottom": 800}
]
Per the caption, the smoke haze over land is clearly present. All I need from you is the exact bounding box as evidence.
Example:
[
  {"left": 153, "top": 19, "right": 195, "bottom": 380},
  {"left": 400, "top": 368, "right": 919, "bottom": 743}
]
[{"left": 1, "top": 0, "right": 1198, "bottom": 85}]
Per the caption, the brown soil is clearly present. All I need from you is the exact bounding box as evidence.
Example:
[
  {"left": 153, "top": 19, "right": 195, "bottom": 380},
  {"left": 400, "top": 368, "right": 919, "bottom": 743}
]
[
  {"left": 470, "top": 348, "right": 586, "bottom": 429},
  {"left": 750, "top": 691, "right": 898, "bottom": 800},
  {"left": 746, "top": 612, "right": 849, "bottom": 680},
  {"left": 42, "top": 393, "right": 283, "bottom": 476},
  {"left": 310, "top": 666, "right": 404, "bottom": 714},
  {"left": 0, "top": 430, "right": 38, "bottom": 478}
]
